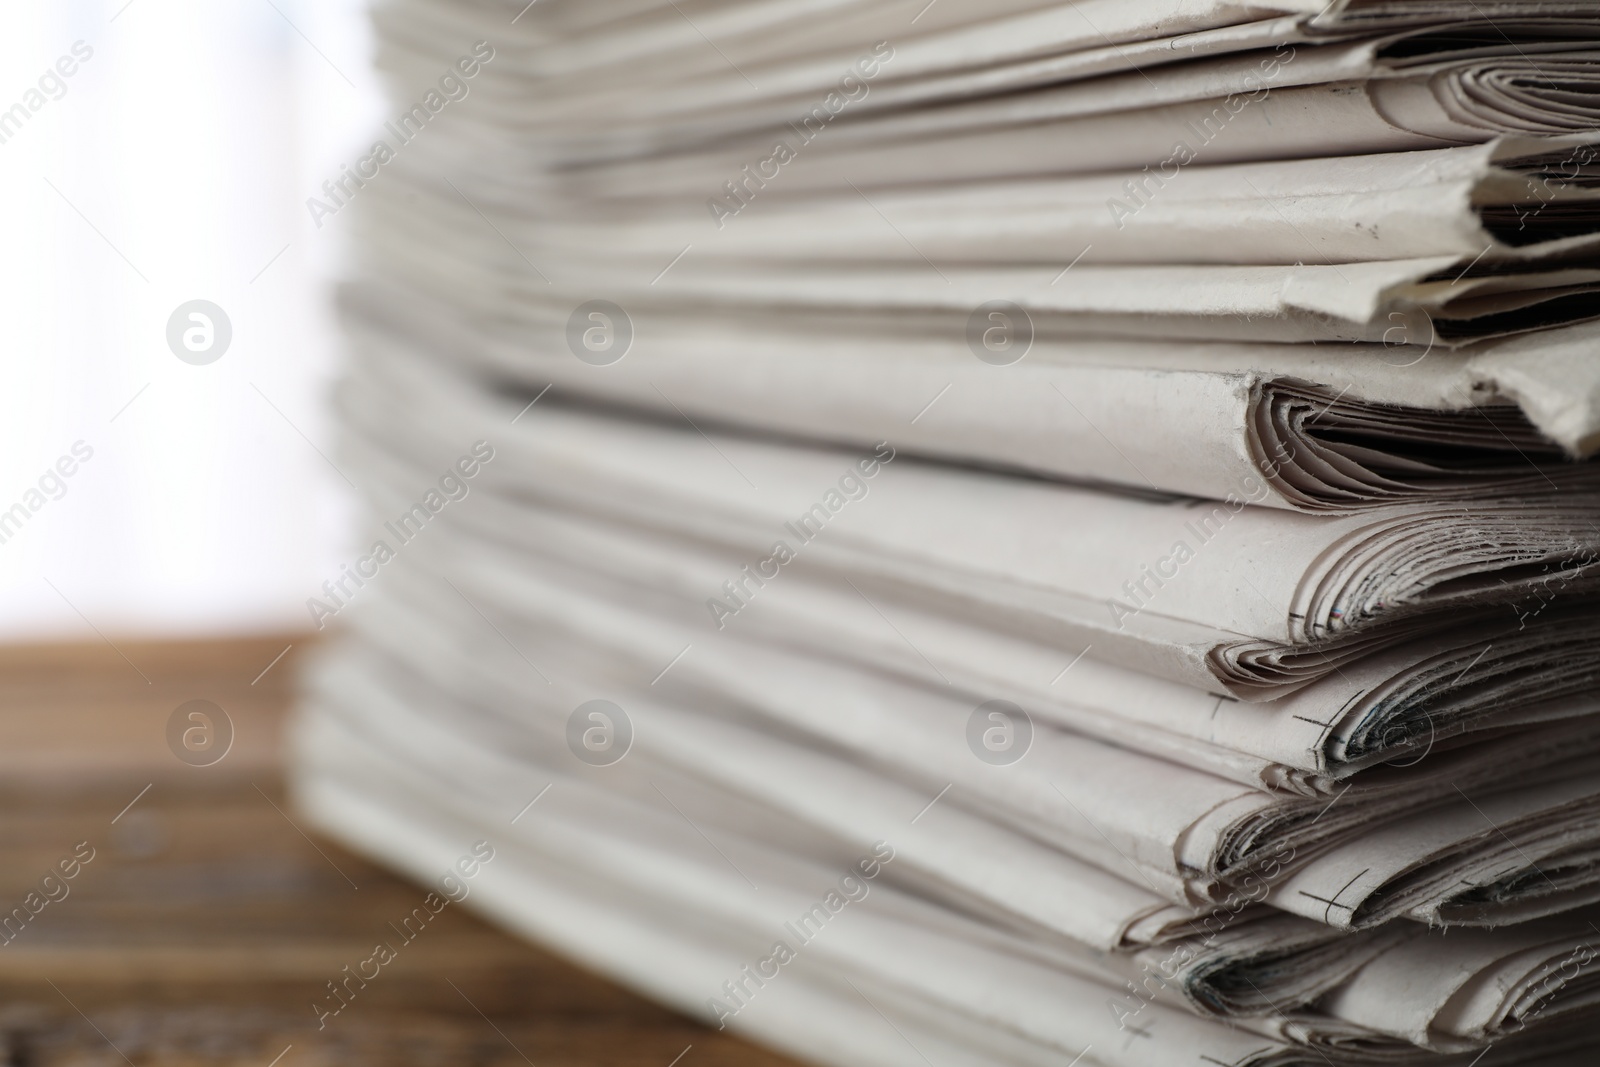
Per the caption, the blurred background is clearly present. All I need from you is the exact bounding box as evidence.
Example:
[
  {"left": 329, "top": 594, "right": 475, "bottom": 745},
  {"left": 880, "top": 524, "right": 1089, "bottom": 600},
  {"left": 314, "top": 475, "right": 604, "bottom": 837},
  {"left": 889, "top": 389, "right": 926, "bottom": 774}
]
[
  {"left": 0, "top": 0, "right": 376, "bottom": 640},
  {"left": 0, "top": 5, "right": 796, "bottom": 1064}
]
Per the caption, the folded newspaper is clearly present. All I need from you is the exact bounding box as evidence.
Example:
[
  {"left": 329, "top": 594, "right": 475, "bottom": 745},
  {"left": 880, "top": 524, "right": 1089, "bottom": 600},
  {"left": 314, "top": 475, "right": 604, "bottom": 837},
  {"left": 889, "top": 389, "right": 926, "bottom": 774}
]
[
  {"left": 345, "top": 280, "right": 1600, "bottom": 509},
  {"left": 295, "top": 0, "right": 1600, "bottom": 1064},
  {"left": 299, "top": 340, "right": 1600, "bottom": 1062},
  {"left": 294, "top": 655, "right": 1600, "bottom": 1064},
  {"left": 341, "top": 342, "right": 1600, "bottom": 700}
]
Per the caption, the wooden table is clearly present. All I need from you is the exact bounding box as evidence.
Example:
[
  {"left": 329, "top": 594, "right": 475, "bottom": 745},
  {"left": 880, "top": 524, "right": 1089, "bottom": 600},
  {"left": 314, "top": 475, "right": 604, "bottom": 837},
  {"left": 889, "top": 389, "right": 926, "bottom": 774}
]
[{"left": 0, "top": 637, "right": 804, "bottom": 1066}]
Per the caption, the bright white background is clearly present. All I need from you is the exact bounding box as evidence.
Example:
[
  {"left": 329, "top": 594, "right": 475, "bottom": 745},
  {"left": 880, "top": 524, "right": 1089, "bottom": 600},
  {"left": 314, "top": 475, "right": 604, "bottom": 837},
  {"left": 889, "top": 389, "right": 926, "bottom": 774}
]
[{"left": 0, "top": 0, "right": 384, "bottom": 639}]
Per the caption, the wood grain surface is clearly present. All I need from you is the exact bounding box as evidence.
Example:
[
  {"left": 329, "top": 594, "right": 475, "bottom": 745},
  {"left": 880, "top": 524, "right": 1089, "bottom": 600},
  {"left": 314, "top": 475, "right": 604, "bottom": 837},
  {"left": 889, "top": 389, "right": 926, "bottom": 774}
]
[{"left": 0, "top": 636, "right": 805, "bottom": 1067}]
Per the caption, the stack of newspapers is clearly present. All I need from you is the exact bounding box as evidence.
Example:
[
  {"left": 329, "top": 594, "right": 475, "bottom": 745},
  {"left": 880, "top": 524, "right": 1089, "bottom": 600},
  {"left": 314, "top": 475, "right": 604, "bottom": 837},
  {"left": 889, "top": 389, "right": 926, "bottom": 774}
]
[{"left": 295, "top": 1, "right": 1600, "bottom": 1063}]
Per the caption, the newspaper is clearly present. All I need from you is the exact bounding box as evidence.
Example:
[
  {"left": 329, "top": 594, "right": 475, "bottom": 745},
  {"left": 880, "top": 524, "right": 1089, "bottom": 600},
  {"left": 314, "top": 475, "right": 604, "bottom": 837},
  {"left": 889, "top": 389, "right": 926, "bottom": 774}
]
[
  {"left": 402, "top": 2, "right": 1600, "bottom": 168},
  {"left": 292, "top": 664, "right": 1600, "bottom": 1063},
  {"left": 339, "top": 339, "right": 1600, "bottom": 698},
  {"left": 1271, "top": 771, "right": 1600, "bottom": 928},
  {"left": 362, "top": 483, "right": 1600, "bottom": 794},
  {"left": 361, "top": 166, "right": 1600, "bottom": 346},
  {"left": 379, "top": 539, "right": 1600, "bottom": 927},
  {"left": 296, "top": 2, "right": 1600, "bottom": 1064},
  {"left": 294, "top": 732, "right": 1299, "bottom": 1066},
  {"left": 341, "top": 270, "right": 1600, "bottom": 512},
  {"left": 344, "top": 3, "right": 1600, "bottom": 508},
  {"left": 467, "top": 38, "right": 1600, "bottom": 187},
  {"left": 1320, "top": 912, "right": 1600, "bottom": 1051},
  {"left": 366, "top": 208, "right": 1600, "bottom": 345},
  {"left": 305, "top": 466, "right": 1600, "bottom": 944},
  {"left": 470, "top": 137, "right": 1600, "bottom": 267},
  {"left": 472, "top": 514, "right": 1600, "bottom": 779}
]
